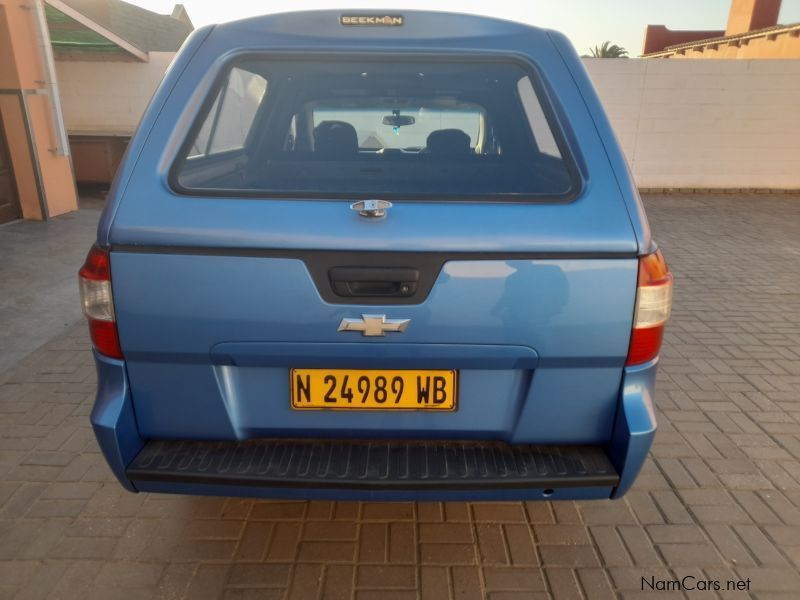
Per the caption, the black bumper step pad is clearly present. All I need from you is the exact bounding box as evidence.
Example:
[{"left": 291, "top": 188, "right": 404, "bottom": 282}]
[{"left": 127, "top": 439, "right": 619, "bottom": 490}]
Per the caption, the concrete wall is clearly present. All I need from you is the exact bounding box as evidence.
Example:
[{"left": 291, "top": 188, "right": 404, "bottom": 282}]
[
  {"left": 585, "top": 58, "right": 800, "bottom": 189},
  {"left": 55, "top": 52, "right": 174, "bottom": 135},
  {"left": 54, "top": 54, "right": 800, "bottom": 190}
]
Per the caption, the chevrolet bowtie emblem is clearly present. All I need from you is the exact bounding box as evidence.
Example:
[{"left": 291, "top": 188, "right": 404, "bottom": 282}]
[{"left": 337, "top": 314, "right": 410, "bottom": 337}]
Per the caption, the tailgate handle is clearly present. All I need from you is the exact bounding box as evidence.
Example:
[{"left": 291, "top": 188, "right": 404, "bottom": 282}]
[{"left": 329, "top": 267, "right": 419, "bottom": 298}]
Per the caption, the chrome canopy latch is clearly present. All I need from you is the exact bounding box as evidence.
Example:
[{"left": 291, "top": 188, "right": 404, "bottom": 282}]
[{"left": 351, "top": 199, "right": 392, "bottom": 218}]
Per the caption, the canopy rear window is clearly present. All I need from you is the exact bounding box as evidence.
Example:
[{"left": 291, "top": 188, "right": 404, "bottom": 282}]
[{"left": 172, "top": 57, "right": 578, "bottom": 200}]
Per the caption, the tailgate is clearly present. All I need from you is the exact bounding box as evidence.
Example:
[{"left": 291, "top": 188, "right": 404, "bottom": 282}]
[{"left": 111, "top": 250, "right": 637, "bottom": 443}]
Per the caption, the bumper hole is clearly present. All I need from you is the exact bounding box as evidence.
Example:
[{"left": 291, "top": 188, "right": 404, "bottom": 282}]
[{"left": 542, "top": 488, "right": 554, "bottom": 497}]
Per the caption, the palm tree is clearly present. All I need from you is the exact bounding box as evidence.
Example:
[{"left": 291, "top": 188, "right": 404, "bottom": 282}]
[{"left": 586, "top": 41, "right": 629, "bottom": 58}]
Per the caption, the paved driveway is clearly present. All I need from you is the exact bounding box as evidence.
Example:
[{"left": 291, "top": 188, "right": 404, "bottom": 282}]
[
  {"left": 1, "top": 195, "right": 799, "bottom": 599},
  {"left": 0, "top": 192, "right": 103, "bottom": 374}
]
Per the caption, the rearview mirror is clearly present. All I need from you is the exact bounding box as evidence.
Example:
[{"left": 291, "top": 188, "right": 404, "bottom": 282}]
[{"left": 382, "top": 115, "right": 415, "bottom": 127}]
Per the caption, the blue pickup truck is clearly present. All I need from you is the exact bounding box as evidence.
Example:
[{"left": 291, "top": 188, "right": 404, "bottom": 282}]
[{"left": 80, "top": 10, "right": 672, "bottom": 501}]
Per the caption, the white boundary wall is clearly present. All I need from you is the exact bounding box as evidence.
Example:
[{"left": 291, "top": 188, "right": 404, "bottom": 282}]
[
  {"left": 56, "top": 55, "right": 800, "bottom": 189},
  {"left": 584, "top": 58, "right": 800, "bottom": 189}
]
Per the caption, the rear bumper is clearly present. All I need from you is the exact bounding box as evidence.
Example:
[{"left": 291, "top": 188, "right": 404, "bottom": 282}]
[
  {"left": 89, "top": 352, "right": 144, "bottom": 492},
  {"left": 90, "top": 354, "right": 657, "bottom": 500},
  {"left": 127, "top": 439, "right": 619, "bottom": 501},
  {"left": 608, "top": 358, "right": 659, "bottom": 498}
]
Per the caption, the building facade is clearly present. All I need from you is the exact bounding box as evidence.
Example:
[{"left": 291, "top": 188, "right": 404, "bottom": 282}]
[
  {"left": 0, "top": 0, "right": 77, "bottom": 221},
  {"left": 53, "top": 0, "right": 192, "bottom": 185},
  {"left": 642, "top": 0, "right": 800, "bottom": 58},
  {"left": 0, "top": 0, "right": 191, "bottom": 222}
]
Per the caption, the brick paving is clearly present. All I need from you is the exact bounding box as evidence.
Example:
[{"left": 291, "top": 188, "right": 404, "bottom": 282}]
[{"left": 1, "top": 194, "right": 799, "bottom": 599}]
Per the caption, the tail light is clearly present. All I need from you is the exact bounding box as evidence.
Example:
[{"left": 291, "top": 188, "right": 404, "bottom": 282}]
[
  {"left": 626, "top": 249, "right": 672, "bottom": 366},
  {"left": 79, "top": 245, "right": 122, "bottom": 359}
]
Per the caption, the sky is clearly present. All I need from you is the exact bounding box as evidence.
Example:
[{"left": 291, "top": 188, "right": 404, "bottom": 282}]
[{"left": 129, "top": 0, "right": 800, "bottom": 56}]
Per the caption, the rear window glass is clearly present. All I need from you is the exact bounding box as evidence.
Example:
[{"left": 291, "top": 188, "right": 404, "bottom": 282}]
[{"left": 172, "top": 58, "right": 577, "bottom": 200}]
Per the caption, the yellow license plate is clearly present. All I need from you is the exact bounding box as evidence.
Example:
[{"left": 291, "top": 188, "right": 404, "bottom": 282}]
[{"left": 290, "top": 369, "right": 457, "bottom": 410}]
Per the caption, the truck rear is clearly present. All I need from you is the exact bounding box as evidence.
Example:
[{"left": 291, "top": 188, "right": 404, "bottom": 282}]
[{"left": 81, "top": 10, "right": 671, "bottom": 501}]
